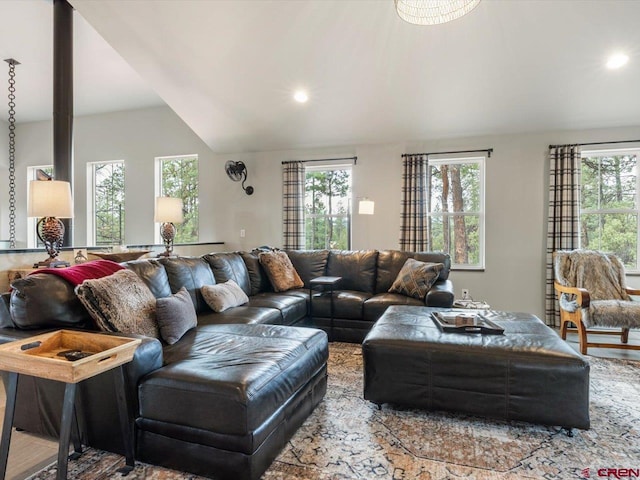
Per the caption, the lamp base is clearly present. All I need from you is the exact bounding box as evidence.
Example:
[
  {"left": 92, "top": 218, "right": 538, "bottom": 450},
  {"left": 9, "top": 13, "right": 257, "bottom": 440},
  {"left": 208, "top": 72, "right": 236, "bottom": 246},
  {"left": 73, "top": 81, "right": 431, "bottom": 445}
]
[{"left": 33, "top": 258, "right": 70, "bottom": 268}]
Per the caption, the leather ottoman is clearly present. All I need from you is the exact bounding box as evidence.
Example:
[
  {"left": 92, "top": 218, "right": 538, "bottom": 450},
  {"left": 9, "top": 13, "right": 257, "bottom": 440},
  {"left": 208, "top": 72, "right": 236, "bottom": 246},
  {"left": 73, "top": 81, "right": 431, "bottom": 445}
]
[
  {"left": 136, "top": 323, "right": 328, "bottom": 480},
  {"left": 362, "top": 306, "right": 590, "bottom": 430}
]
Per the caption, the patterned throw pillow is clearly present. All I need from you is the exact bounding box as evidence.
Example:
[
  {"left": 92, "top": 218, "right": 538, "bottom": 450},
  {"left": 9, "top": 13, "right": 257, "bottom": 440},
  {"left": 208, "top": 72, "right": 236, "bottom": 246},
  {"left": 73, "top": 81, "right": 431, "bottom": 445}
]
[
  {"left": 76, "top": 269, "right": 159, "bottom": 338},
  {"left": 258, "top": 251, "right": 304, "bottom": 292},
  {"left": 201, "top": 280, "right": 250, "bottom": 312},
  {"left": 388, "top": 258, "right": 444, "bottom": 300},
  {"left": 156, "top": 287, "right": 198, "bottom": 344}
]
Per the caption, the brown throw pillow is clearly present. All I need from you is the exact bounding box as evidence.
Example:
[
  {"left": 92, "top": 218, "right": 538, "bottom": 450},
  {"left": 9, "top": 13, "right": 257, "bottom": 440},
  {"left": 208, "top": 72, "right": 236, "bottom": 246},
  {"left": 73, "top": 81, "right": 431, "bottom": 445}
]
[
  {"left": 258, "top": 251, "right": 304, "bottom": 292},
  {"left": 156, "top": 287, "right": 197, "bottom": 344},
  {"left": 201, "top": 280, "right": 250, "bottom": 312},
  {"left": 388, "top": 258, "right": 444, "bottom": 300},
  {"left": 76, "top": 269, "right": 159, "bottom": 338}
]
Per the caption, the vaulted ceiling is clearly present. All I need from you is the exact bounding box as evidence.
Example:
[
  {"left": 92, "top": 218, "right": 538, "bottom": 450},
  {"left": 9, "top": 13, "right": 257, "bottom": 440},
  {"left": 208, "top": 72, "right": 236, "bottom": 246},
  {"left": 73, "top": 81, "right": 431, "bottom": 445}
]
[{"left": 3, "top": 1, "right": 640, "bottom": 153}]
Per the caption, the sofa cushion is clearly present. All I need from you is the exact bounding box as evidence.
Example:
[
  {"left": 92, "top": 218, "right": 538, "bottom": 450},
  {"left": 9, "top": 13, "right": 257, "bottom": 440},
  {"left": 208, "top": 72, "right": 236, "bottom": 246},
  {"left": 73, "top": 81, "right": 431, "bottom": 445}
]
[
  {"left": 285, "top": 250, "right": 329, "bottom": 288},
  {"left": 201, "top": 280, "right": 250, "bottom": 313},
  {"left": 363, "top": 293, "right": 425, "bottom": 322},
  {"left": 160, "top": 257, "right": 215, "bottom": 313},
  {"left": 259, "top": 251, "right": 304, "bottom": 292},
  {"left": 203, "top": 253, "right": 252, "bottom": 296},
  {"left": 311, "top": 290, "right": 371, "bottom": 320},
  {"left": 388, "top": 259, "right": 444, "bottom": 300},
  {"left": 9, "top": 274, "right": 93, "bottom": 330},
  {"left": 124, "top": 259, "right": 172, "bottom": 299},
  {"left": 138, "top": 324, "right": 328, "bottom": 449},
  {"left": 197, "top": 307, "right": 283, "bottom": 326},
  {"left": 156, "top": 287, "right": 198, "bottom": 344},
  {"left": 239, "top": 251, "right": 272, "bottom": 295},
  {"left": 376, "top": 250, "right": 451, "bottom": 294},
  {"left": 246, "top": 292, "right": 307, "bottom": 325},
  {"left": 76, "top": 269, "right": 159, "bottom": 338},
  {"left": 326, "top": 250, "right": 378, "bottom": 294}
]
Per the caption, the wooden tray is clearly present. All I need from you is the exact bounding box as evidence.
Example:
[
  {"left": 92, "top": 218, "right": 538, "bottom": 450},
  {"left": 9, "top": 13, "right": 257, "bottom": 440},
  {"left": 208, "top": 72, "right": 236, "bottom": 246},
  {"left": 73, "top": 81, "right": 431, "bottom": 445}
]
[{"left": 0, "top": 330, "right": 141, "bottom": 383}]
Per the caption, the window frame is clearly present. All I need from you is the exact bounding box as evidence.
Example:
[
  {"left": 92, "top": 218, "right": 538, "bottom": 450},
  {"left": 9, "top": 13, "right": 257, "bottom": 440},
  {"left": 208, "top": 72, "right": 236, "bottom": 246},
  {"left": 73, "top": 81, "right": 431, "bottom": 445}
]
[
  {"left": 154, "top": 154, "right": 199, "bottom": 245},
  {"left": 580, "top": 148, "right": 640, "bottom": 273},
  {"left": 86, "top": 159, "right": 126, "bottom": 247},
  {"left": 303, "top": 163, "right": 353, "bottom": 250},
  {"left": 427, "top": 155, "right": 486, "bottom": 270}
]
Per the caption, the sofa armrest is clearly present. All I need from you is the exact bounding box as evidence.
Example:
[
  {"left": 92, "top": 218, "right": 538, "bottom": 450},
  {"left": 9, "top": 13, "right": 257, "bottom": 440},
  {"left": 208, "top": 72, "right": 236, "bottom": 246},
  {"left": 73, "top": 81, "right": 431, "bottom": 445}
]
[{"left": 425, "top": 280, "right": 454, "bottom": 307}]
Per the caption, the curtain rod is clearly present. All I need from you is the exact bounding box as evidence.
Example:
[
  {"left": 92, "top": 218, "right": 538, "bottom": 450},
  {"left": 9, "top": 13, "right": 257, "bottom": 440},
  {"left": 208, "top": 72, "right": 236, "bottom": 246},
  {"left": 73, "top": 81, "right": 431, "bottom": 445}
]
[
  {"left": 401, "top": 148, "right": 493, "bottom": 158},
  {"left": 282, "top": 156, "right": 357, "bottom": 165},
  {"left": 549, "top": 139, "right": 640, "bottom": 149}
]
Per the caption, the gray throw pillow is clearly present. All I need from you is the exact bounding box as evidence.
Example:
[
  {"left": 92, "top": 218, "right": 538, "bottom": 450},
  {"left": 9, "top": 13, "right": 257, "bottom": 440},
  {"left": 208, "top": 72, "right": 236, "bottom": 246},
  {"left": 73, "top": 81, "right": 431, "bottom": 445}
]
[
  {"left": 389, "top": 258, "right": 444, "bottom": 300},
  {"left": 201, "top": 280, "right": 249, "bottom": 312},
  {"left": 156, "top": 287, "right": 198, "bottom": 345},
  {"left": 76, "top": 269, "right": 159, "bottom": 338}
]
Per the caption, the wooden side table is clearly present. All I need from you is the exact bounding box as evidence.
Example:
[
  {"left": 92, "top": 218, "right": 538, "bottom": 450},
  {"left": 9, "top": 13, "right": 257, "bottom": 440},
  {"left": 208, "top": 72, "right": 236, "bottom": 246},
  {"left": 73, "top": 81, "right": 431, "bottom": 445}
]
[
  {"left": 310, "top": 276, "right": 342, "bottom": 341},
  {"left": 0, "top": 330, "right": 141, "bottom": 480}
]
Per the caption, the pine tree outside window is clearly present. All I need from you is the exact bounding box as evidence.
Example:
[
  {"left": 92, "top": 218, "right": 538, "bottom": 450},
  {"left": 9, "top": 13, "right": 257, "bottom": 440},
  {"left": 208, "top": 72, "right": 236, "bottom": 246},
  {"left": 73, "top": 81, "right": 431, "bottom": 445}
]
[
  {"left": 88, "top": 160, "right": 125, "bottom": 246},
  {"left": 156, "top": 155, "right": 199, "bottom": 244},
  {"left": 304, "top": 165, "right": 352, "bottom": 250},
  {"left": 427, "top": 157, "right": 485, "bottom": 269},
  {"left": 580, "top": 149, "right": 639, "bottom": 271}
]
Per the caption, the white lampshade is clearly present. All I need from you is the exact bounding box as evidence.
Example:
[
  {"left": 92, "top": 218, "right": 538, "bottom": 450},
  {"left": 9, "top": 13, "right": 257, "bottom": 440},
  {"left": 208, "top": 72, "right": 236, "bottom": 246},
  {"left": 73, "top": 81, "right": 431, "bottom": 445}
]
[
  {"left": 155, "top": 197, "right": 184, "bottom": 223},
  {"left": 358, "top": 199, "right": 375, "bottom": 215},
  {"left": 28, "top": 180, "right": 73, "bottom": 218},
  {"left": 394, "top": 0, "right": 481, "bottom": 26}
]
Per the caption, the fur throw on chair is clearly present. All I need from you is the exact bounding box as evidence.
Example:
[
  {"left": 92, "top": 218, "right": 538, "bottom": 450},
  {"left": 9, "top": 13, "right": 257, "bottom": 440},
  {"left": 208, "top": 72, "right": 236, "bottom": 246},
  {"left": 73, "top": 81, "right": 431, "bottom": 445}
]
[{"left": 555, "top": 249, "right": 640, "bottom": 328}]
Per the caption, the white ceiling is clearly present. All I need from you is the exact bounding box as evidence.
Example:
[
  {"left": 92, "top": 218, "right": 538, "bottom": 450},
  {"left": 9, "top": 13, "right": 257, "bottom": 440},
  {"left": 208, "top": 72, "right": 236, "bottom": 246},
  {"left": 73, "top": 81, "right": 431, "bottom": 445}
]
[{"left": 4, "top": 1, "right": 640, "bottom": 154}]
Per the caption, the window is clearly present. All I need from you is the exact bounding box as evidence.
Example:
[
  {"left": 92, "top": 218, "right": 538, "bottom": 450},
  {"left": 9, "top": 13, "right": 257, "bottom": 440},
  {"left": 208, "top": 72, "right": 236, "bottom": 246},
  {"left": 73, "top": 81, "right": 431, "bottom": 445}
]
[
  {"left": 26, "top": 165, "right": 53, "bottom": 248},
  {"left": 580, "top": 149, "right": 639, "bottom": 271},
  {"left": 304, "top": 165, "right": 352, "bottom": 249},
  {"left": 427, "top": 157, "right": 485, "bottom": 269},
  {"left": 88, "top": 161, "right": 125, "bottom": 246},
  {"left": 156, "top": 155, "right": 199, "bottom": 243}
]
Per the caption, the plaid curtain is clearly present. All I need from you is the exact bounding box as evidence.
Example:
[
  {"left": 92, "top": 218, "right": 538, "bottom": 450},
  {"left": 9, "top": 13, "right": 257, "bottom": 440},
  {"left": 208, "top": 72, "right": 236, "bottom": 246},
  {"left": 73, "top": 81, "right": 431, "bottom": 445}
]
[
  {"left": 399, "top": 154, "right": 429, "bottom": 251},
  {"left": 545, "top": 145, "right": 581, "bottom": 326},
  {"left": 282, "top": 162, "right": 305, "bottom": 249}
]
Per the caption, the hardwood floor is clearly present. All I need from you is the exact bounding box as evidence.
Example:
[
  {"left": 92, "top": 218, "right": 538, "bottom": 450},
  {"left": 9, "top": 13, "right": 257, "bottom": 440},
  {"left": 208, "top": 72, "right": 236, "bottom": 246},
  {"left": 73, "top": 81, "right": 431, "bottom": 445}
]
[{"left": 0, "top": 330, "right": 637, "bottom": 479}]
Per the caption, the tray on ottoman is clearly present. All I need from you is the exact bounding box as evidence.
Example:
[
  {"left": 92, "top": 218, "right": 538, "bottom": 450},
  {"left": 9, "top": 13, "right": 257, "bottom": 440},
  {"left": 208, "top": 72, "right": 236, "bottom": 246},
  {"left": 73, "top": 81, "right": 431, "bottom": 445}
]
[{"left": 362, "top": 306, "right": 590, "bottom": 430}]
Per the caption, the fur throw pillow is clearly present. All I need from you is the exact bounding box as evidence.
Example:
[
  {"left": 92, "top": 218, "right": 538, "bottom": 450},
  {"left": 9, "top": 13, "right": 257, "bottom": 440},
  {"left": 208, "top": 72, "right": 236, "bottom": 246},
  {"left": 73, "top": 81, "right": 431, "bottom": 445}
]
[
  {"left": 258, "top": 251, "right": 304, "bottom": 292},
  {"left": 201, "top": 280, "right": 250, "bottom": 312},
  {"left": 76, "top": 269, "right": 159, "bottom": 338}
]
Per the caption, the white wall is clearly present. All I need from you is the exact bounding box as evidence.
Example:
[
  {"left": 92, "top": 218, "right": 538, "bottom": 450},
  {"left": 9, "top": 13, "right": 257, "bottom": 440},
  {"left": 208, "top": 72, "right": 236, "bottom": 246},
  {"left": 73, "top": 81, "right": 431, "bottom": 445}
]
[{"left": 1, "top": 103, "right": 639, "bottom": 321}]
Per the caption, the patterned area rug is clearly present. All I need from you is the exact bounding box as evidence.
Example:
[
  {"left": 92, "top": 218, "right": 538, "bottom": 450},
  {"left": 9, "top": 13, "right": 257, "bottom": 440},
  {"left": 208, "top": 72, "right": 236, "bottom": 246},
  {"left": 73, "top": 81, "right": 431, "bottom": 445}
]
[{"left": 28, "top": 343, "right": 640, "bottom": 480}]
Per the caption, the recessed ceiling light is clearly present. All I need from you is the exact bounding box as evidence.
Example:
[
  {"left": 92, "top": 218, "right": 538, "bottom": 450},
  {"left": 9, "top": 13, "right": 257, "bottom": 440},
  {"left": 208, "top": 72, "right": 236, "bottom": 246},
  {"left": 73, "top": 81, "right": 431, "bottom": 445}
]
[
  {"left": 606, "top": 53, "right": 629, "bottom": 69},
  {"left": 294, "top": 90, "right": 308, "bottom": 103}
]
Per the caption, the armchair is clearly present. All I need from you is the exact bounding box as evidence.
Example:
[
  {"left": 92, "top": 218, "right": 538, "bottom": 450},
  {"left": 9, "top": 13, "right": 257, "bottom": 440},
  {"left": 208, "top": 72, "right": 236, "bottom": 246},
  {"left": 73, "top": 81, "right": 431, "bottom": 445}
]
[{"left": 553, "top": 249, "right": 640, "bottom": 355}]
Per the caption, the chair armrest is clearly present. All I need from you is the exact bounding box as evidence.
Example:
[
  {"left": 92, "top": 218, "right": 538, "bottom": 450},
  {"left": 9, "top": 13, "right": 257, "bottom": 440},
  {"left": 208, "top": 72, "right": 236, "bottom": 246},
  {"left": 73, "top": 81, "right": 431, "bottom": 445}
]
[
  {"left": 554, "top": 281, "right": 590, "bottom": 308},
  {"left": 625, "top": 287, "right": 640, "bottom": 296}
]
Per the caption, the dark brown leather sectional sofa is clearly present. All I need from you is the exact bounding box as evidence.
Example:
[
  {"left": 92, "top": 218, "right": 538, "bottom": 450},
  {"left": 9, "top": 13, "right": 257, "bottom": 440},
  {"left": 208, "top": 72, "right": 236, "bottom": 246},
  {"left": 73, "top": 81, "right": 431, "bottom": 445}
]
[{"left": 0, "top": 249, "right": 453, "bottom": 479}]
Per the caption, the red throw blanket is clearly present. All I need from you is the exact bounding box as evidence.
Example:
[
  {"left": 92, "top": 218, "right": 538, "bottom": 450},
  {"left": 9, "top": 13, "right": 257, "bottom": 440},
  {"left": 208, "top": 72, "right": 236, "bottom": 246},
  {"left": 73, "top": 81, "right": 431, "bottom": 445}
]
[{"left": 31, "top": 259, "right": 125, "bottom": 286}]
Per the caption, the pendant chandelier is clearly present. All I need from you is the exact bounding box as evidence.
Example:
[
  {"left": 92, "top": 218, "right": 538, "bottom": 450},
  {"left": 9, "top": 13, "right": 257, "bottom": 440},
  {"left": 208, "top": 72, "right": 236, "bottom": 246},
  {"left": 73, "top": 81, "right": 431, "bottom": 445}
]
[
  {"left": 394, "top": 0, "right": 481, "bottom": 26},
  {"left": 5, "top": 58, "right": 19, "bottom": 248}
]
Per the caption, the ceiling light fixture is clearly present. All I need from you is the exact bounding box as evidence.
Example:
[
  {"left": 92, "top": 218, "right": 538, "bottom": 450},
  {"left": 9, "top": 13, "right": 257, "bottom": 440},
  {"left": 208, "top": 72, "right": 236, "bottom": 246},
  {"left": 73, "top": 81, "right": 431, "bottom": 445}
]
[
  {"left": 294, "top": 90, "right": 308, "bottom": 103},
  {"left": 394, "top": 0, "right": 481, "bottom": 25},
  {"left": 606, "top": 53, "right": 629, "bottom": 70}
]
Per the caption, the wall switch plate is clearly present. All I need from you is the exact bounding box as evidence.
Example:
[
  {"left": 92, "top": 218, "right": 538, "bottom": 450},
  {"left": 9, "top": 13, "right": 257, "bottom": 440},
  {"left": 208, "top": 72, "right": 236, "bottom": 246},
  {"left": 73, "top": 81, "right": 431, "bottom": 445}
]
[{"left": 240, "top": 229, "right": 246, "bottom": 238}]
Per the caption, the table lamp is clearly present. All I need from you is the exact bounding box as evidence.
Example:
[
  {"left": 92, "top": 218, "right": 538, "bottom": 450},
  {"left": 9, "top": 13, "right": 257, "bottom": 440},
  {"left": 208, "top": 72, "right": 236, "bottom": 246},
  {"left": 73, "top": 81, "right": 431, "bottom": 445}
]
[
  {"left": 28, "top": 180, "right": 74, "bottom": 267},
  {"left": 155, "top": 197, "right": 184, "bottom": 257}
]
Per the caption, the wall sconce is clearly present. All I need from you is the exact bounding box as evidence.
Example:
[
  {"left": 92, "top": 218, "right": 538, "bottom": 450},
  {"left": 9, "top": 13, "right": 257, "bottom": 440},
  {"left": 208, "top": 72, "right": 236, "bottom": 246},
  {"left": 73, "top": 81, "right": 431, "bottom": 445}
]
[
  {"left": 155, "top": 197, "right": 184, "bottom": 257},
  {"left": 28, "top": 180, "right": 74, "bottom": 267},
  {"left": 358, "top": 198, "right": 375, "bottom": 215}
]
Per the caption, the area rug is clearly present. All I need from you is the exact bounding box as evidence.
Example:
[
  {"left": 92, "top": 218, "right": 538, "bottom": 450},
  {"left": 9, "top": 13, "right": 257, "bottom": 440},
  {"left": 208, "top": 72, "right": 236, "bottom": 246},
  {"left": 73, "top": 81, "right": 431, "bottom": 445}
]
[{"left": 28, "top": 343, "right": 640, "bottom": 480}]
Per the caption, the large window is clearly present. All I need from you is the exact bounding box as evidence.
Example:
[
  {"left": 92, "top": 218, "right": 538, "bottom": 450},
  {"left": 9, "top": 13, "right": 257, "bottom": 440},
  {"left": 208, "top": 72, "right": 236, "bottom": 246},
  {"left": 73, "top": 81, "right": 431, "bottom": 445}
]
[
  {"left": 156, "top": 155, "right": 199, "bottom": 243},
  {"left": 304, "top": 165, "right": 352, "bottom": 250},
  {"left": 88, "top": 161, "right": 125, "bottom": 246},
  {"left": 427, "top": 157, "right": 484, "bottom": 269},
  {"left": 581, "top": 149, "right": 639, "bottom": 271}
]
